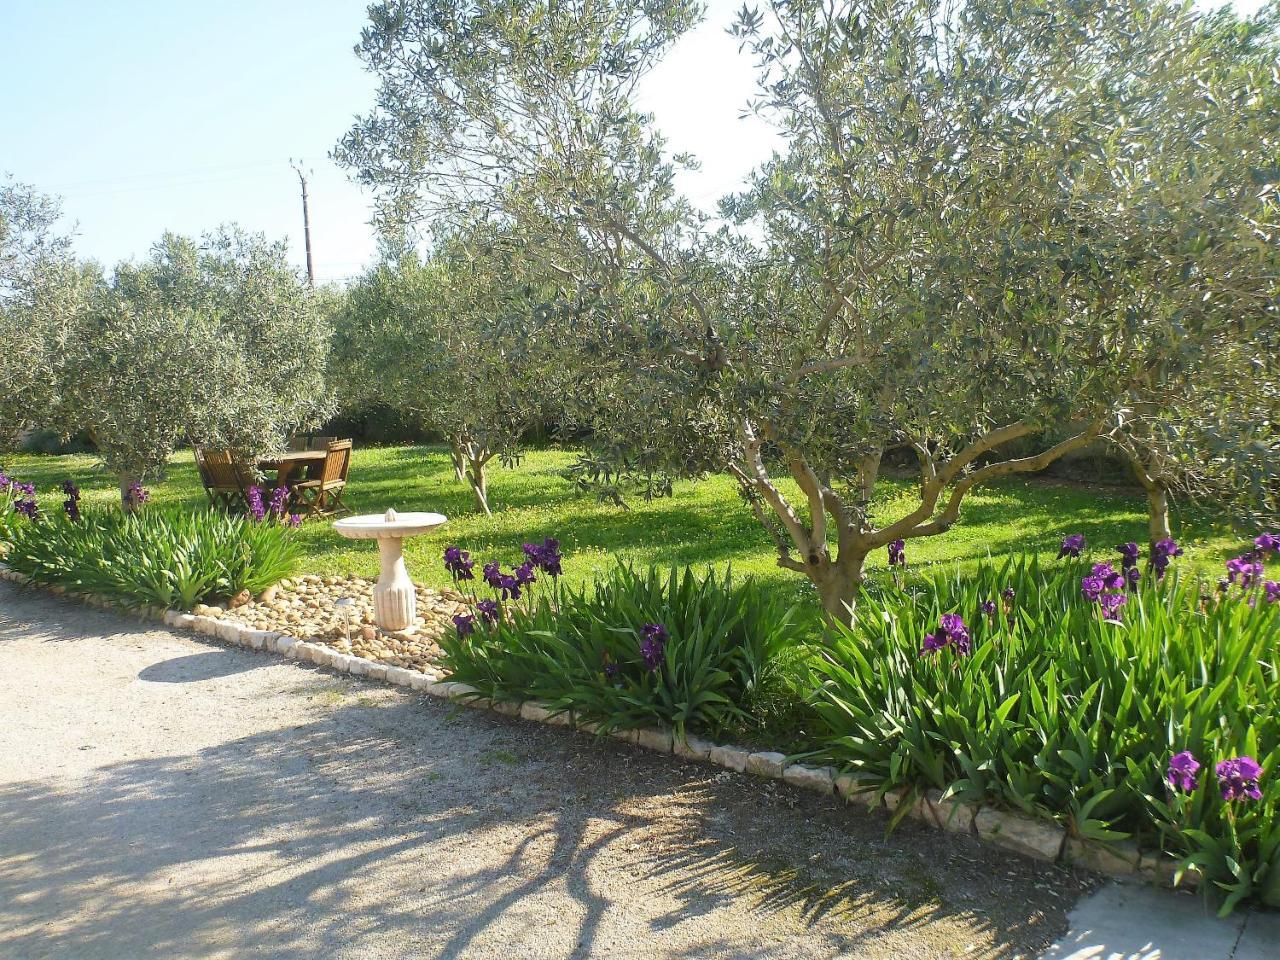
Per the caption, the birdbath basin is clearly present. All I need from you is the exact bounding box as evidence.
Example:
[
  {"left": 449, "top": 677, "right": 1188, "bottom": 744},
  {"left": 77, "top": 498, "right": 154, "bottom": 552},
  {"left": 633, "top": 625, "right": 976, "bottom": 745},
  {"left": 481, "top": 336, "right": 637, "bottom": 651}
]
[{"left": 333, "top": 509, "right": 447, "bottom": 630}]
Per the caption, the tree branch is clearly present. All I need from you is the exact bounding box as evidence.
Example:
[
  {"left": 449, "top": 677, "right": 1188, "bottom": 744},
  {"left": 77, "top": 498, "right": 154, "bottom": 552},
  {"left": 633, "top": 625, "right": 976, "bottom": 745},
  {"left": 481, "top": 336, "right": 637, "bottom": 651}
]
[{"left": 900, "top": 422, "right": 1104, "bottom": 539}]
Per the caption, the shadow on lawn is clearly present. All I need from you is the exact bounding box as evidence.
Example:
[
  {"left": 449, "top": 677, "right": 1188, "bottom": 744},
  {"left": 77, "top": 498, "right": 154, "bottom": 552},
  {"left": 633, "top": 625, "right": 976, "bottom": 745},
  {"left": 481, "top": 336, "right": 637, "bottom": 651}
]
[{"left": 0, "top": 659, "right": 1080, "bottom": 958}]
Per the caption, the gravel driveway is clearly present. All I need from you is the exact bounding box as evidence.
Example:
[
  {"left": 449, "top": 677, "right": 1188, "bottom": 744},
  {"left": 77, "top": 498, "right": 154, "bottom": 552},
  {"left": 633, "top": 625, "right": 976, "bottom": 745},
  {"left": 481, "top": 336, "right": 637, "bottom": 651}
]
[{"left": 0, "top": 582, "right": 1092, "bottom": 959}]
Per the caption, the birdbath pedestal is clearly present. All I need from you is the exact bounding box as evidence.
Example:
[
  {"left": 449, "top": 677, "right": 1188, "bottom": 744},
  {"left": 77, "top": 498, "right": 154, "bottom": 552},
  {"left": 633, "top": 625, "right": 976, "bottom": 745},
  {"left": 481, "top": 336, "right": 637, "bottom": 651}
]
[{"left": 333, "top": 509, "right": 447, "bottom": 631}]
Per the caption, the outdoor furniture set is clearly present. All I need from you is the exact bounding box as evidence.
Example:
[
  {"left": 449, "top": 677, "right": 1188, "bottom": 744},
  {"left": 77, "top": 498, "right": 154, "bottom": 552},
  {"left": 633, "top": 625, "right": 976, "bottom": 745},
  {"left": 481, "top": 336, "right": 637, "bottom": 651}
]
[{"left": 193, "top": 436, "right": 352, "bottom": 520}]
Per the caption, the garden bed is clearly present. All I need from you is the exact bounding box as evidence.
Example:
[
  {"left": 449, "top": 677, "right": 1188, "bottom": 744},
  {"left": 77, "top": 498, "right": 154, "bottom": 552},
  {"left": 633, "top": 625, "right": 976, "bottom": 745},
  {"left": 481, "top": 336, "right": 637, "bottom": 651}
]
[{"left": 192, "top": 574, "right": 467, "bottom": 673}]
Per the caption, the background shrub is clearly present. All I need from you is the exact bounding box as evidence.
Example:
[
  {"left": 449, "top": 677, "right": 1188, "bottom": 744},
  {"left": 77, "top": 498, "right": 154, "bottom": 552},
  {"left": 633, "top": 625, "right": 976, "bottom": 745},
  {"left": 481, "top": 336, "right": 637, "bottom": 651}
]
[
  {"left": 440, "top": 563, "right": 816, "bottom": 739},
  {"left": 4, "top": 505, "right": 299, "bottom": 610},
  {"left": 810, "top": 556, "right": 1279, "bottom": 912}
]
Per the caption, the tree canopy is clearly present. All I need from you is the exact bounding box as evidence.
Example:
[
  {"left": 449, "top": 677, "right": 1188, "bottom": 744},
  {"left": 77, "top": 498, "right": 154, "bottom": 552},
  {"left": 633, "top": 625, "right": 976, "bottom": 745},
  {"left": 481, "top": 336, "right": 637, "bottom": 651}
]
[
  {"left": 338, "top": 0, "right": 1280, "bottom": 619},
  {"left": 335, "top": 220, "right": 563, "bottom": 512}
]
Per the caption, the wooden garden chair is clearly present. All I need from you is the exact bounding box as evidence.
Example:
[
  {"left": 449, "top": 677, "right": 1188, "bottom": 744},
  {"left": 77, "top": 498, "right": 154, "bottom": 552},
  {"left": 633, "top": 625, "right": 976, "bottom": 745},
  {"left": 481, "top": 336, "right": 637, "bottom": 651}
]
[
  {"left": 195, "top": 447, "right": 254, "bottom": 511},
  {"left": 291, "top": 439, "right": 352, "bottom": 518}
]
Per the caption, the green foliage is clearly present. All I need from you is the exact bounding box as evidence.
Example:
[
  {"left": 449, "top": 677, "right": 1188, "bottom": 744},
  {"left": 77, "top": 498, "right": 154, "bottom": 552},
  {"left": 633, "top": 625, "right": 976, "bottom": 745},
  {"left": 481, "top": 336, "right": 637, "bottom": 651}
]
[
  {"left": 333, "top": 229, "right": 564, "bottom": 513},
  {"left": 75, "top": 228, "right": 334, "bottom": 484},
  {"left": 339, "top": 0, "right": 1280, "bottom": 613},
  {"left": 440, "top": 563, "right": 815, "bottom": 738},
  {"left": 3, "top": 445, "right": 1249, "bottom": 601},
  {"left": 0, "top": 177, "right": 94, "bottom": 450},
  {"left": 3, "top": 505, "right": 299, "bottom": 610},
  {"left": 810, "top": 556, "right": 1280, "bottom": 912}
]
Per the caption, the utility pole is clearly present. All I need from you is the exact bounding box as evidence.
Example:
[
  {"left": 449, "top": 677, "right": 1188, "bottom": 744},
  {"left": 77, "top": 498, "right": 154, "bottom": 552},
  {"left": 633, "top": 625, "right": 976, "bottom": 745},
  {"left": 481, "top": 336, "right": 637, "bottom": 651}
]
[{"left": 291, "top": 159, "right": 314, "bottom": 286}]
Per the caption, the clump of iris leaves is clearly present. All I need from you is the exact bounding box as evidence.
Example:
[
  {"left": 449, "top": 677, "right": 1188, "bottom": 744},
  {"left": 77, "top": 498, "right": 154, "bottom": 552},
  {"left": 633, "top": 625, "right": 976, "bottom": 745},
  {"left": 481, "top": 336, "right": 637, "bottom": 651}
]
[
  {"left": 2, "top": 500, "right": 298, "bottom": 610},
  {"left": 440, "top": 547, "right": 1279, "bottom": 916}
]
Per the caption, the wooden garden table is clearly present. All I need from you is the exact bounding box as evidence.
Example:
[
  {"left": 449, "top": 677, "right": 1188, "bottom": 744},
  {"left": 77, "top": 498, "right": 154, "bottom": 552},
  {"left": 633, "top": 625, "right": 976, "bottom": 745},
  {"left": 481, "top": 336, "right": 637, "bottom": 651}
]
[{"left": 257, "top": 450, "right": 326, "bottom": 488}]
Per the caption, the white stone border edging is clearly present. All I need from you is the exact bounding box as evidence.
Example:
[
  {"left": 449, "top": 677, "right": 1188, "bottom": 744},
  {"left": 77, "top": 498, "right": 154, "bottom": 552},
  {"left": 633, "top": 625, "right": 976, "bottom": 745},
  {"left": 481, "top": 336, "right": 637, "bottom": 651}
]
[{"left": 0, "top": 563, "right": 1196, "bottom": 891}]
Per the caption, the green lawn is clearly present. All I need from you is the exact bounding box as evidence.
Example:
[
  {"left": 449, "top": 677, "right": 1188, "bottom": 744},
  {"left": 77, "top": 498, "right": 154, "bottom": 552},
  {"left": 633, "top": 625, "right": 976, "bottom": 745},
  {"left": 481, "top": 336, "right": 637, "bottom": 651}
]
[{"left": 3, "top": 444, "right": 1247, "bottom": 607}]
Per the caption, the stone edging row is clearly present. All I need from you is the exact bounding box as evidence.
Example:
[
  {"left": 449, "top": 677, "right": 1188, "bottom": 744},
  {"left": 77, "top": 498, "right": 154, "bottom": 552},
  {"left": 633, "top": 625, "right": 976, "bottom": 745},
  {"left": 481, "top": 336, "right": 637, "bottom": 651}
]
[{"left": 0, "top": 566, "right": 1196, "bottom": 891}]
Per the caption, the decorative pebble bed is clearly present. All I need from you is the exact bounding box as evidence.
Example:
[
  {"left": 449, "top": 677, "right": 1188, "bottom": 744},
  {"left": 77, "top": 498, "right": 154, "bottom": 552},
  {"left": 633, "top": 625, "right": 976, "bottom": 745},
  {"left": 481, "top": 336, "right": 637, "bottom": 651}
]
[
  {"left": 0, "top": 562, "right": 1197, "bottom": 894},
  {"left": 192, "top": 574, "right": 468, "bottom": 673}
]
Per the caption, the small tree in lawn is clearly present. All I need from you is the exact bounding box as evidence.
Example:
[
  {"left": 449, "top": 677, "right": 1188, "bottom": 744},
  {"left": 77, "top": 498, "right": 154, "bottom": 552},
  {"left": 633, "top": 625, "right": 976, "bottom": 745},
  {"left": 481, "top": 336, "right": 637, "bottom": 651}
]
[
  {"left": 339, "top": 224, "right": 557, "bottom": 514},
  {"left": 62, "top": 228, "right": 335, "bottom": 506},
  {"left": 339, "top": 0, "right": 1279, "bottom": 621}
]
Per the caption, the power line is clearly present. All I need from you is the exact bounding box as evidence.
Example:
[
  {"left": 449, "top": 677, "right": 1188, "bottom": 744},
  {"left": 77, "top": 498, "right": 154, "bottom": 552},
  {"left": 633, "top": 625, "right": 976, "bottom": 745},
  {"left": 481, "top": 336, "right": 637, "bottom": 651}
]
[{"left": 43, "top": 158, "right": 328, "bottom": 192}]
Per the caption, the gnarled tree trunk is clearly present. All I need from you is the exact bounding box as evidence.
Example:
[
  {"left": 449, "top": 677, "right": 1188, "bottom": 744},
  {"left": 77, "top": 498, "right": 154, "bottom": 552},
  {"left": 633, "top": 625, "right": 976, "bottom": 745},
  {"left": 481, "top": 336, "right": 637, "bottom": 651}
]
[
  {"left": 462, "top": 447, "right": 492, "bottom": 515},
  {"left": 810, "top": 553, "right": 869, "bottom": 626},
  {"left": 1125, "top": 451, "right": 1172, "bottom": 551},
  {"left": 449, "top": 437, "right": 466, "bottom": 483},
  {"left": 118, "top": 473, "right": 141, "bottom": 513}
]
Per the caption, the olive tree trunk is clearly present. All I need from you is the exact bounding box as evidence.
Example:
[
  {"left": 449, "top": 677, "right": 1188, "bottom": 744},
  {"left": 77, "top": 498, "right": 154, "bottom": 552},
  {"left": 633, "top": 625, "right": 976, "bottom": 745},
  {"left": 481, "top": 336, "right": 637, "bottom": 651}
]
[
  {"left": 449, "top": 438, "right": 466, "bottom": 483},
  {"left": 1125, "top": 451, "right": 1172, "bottom": 551},
  {"left": 118, "top": 473, "right": 141, "bottom": 513},
  {"left": 463, "top": 450, "right": 492, "bottom": 515},
  {"left": 1146, "top": 484, "right": 1172, "bottom": 547},
  {"left": 810, "top": 554, "right": 869, "bottom": 626}
]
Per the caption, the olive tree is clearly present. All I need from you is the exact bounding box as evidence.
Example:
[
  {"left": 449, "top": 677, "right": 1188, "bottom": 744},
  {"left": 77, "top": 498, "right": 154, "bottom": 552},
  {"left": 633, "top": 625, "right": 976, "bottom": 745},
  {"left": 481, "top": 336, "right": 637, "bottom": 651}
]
[
  {"left": 61, "top": 229, "right": 334, "bottom": 504},
  {"left": 0, "top": 178, "right": 91, "bottom": 448},
  {"left": 338, "top": 223, "right": 559, "bottom": 513},
  {"left": 1103, "top": 6, "right": 1280, "bottom": 543},
  {"left": 339, "top": 0, "right": 1279, "bottom": 620}
]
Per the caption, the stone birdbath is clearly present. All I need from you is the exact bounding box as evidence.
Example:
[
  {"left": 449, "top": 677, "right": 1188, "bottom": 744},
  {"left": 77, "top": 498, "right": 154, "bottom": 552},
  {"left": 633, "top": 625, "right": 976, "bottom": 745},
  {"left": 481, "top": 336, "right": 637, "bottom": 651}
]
[{"left": 333, "top": 508, "right": 447, "bottom": 631}]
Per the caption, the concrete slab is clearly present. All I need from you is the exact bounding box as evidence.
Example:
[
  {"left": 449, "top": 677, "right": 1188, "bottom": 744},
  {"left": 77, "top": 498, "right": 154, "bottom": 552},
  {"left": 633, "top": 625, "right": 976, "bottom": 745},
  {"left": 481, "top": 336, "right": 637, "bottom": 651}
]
[
  {"left": 1234, "top": 908, "right": 1280, "bottom": 960},
  {"left": 1038, "top": 884, "right": 1246, "bottom": 960}
]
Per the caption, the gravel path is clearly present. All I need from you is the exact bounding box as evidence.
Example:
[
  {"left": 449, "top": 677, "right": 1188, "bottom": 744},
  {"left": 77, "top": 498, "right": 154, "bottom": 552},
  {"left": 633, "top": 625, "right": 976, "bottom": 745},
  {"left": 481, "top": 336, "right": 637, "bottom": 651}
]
[{"left": 0, "top": 582, "right": 1093, "bottom": 959}]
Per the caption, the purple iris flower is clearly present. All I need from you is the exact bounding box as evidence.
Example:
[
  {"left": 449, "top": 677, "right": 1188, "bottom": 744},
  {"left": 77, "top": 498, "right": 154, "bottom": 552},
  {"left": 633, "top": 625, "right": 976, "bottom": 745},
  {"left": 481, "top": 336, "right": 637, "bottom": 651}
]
[
  {"left": 1254, "top": 533, "right": 1279, "bottom": 555},
  {"left": 639, "top": 622, "right": 668, "bottom": 672},
  {"left": 476, "top": 599, "right": 500, "bottom": 624},
  {"left": 1083, "top": 563, "right": 1125, "bottom": 603},
  {"left": 483, "top": 561, "right": 503, "bottom": 589},
  {"left": 287, "top": 513, "right": 302, "bottom": 528},
  {"left": 920, "top": 613, "right": 971, "bottom": 656},
  {"left": 62, "top": 479, "right": 82, "bottom": 523},
  {"left": 1002, "top": 587, "right": 1016, "bottom": 603},
  {"left": 1151, "top": 538, "right": 1182, "bottom": 580},
  {"left": 1081, "top": 575, "right": 1106, "bottom": 603},
  {"left": 1264, "top": 581, "right": 1280, "bottom": 604},
  {"left": 1216, "top": 756, "right": 1263, "bottom": 802},
  {"left": 126, "top": 481, "right": 149, "bottom": 507},
  {"left": 1117, "top": 542, "right": 1140, "bottom": 569},
  {"left": 980, "top": 599, "right": 997, "bottom": 619},
  {"left": 443, "top": 546, "right": 476, "bottom": 582},
  {"left": 1098, "top": 592, "right": 1128, "bottom": 623},
  {"left": 1166, "top": 751, "right": 1200, "bottom": 793},
  {"left": 514, "top": 561, "right": 537, "bottom": 587},
  {"left": 1226, "top": 555, "right": 1263, "bottom": 588},
  {"left": 268, "top": 485, "right": 289, "bottom": 518},
  {"left": 522, "top": 537, "right": 563, "bottom": 576},
  {"left": 1124, "top": 566, "right": 1141, "bottom": 592},
  {"left": 1058, "top": 534, "right": 1086, "bottom": 559},
  {"left": 452, "top": 613, "right": 476, "bottom": 637},
  {"left": 13, "top": 498, "right": 39, "bottom": 520},
  {"left": 246, "top": 485, "right": 267, "bottom": 522},
  {"left": 497, "top": 575, "right": 522, "bottom": 601},
  {"left": 887, "top": 539, "right": 906, "bottom": 567},
  {"left": 1092, "top": 562, "right": 1125, "bottom": 590},
  {"left": 603, "top": 658, "right": 620, "bottom": 680}
]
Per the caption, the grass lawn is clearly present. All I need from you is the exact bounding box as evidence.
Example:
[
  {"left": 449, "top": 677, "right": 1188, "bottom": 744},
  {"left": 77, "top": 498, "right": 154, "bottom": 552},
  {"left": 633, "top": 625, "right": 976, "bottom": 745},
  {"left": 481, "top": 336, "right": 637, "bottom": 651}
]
[{"left": 3, "top": 444, "right": 1247, "bottom": 607}]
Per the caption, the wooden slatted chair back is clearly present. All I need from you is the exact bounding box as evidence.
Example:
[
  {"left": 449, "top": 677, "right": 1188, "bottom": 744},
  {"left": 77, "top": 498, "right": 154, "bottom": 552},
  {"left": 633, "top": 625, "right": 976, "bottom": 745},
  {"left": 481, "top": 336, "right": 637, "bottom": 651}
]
[
  {"left": 321, "top": 440, "right": 352, "bottom": 485},
  {"left": 201, "top": 449, "right": 254, "bottom": 489}
]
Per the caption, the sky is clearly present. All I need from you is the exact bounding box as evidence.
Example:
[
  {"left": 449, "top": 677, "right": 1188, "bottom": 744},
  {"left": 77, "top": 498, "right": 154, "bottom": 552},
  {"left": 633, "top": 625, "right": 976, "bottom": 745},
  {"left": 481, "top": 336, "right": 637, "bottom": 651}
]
[{"left": 1, "top": 0, "right": 1265, "bottom": 284}]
